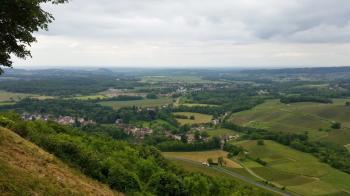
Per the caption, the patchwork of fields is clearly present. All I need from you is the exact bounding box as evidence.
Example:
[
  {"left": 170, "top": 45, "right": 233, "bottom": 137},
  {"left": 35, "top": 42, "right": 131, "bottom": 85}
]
[
  {"left": 234, "top": 140, "right": 350, "bottom": 195},
  {"left": 99, "top": 97, "right": 173, "bottom": 109},
  {"left": 230, "top": 99, "right": 350, "bottom": 146}
]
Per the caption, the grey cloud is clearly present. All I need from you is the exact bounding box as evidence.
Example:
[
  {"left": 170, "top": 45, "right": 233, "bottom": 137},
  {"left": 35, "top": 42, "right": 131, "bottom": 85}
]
[{"left": 40, "top": 0, "right": 350, "bottom": 43}]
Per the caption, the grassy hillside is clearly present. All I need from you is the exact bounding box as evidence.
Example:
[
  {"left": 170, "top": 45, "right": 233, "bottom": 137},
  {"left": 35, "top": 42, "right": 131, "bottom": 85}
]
[
  {"left": 230, "top": 99, "right": 350, "bottom": 146},
  {"left": 0, "top": 127, "right": 118, "bottom": 196},
  {"left": 234, "top": 140, "right": 350, "bottom": 195}
]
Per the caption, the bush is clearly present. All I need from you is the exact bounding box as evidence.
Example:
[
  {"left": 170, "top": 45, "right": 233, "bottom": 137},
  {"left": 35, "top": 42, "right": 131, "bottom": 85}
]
[
  {"left": 147, "top": 172, "right": 185, "bottom": 196},
  {"left": 108, "top": 165, "right": 141, "bottom": 192},
  {"left": 257, "top": 140, "right": 265, "bottom": 145},
  {"left": 331, "top": 122, "right": 341, "bottom": 129},
  {"left": 146, "top": 93, "right": 158, "bottom": 99}
]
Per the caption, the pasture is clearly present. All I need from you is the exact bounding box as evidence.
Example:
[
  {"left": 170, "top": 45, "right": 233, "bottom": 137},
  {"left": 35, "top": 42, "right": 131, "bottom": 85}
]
[
  {"left": 205, "top": 128, "right": 240, "bottom": 138},
  {"left": 230, "top": 99, "right": 350, "bottom": 145},
  {"left": 234, "top": 140, "right": 350, "bottom": 195},
  {"left": 99, "top": 97, "right": 173, "bottom": 109},
  {"left": 73, "top": 94, "right": 107, "bottom": 100},
  {"left": 180, "top": 103, "right": 219, "bottom": 107},
  {"left": 163, "top": 150, "right": 242, "bottom": 168},
  {"left": 173, "top": 112, "right": 213, "bottom": 125},
  {"left": 0, "top": 91, "right": 52, "bottom": 102}
]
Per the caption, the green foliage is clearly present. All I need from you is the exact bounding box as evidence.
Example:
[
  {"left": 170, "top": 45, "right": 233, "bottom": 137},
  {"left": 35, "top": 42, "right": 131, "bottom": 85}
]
[
  {"left": 0, "top": 0, "right": 67, "bottom": 73},
  {"left": 257, "top": 140, "right": 265, "bottom": 145},
  {"left": 157, "top": 137, "right": 221, "bottom": 152},
  {"left": 146, "top": 93, "right": 158, "bottom": 99},
  {"left": 255, "top": 158, "right": 267, "bottom": 166},
  {"left": 280, "top": 96, "right": 333, "bottom": 104},
  {"left": 0, "top": 76, "right": 140, "bottom": 95},
  {"left": 223, "top": 143, "right": 243, "bottom": 158},
  {"left": 147, "top": 172, "right": 185, "bottom": 195},
  {"left": 218, "top": 156, "right": 224, "bottom": 166},
  {"left": 331, "top": 122, "right": 341, "bottom": 129},
  {"left": 108, "top": 164, "right": 141, "bottom": 192},
  {"left": 207, "top": 158, "right": 214, "bottom": 165},
  {"left": 0, "top": 113, "right": 270, "bottom": 195}
]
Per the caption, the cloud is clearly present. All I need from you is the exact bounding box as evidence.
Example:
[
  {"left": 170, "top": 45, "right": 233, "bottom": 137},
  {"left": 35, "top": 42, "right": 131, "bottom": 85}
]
[{"left": 13, "top": 0, "right": 350, "bottom": 67}]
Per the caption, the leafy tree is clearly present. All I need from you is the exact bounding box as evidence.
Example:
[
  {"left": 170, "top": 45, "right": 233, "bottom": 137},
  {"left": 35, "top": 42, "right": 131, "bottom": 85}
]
[
  {"left": 183, "top": 174, "right": 210, "bottom": 196},
  {"left": 207, "top": 158, "right": 214, "bottom": 165},
  {"left": 218, "top": 156, "right": 224, "bottom": 166},
  {"left": 257, "top": 139, "right": 265, "bottom": 146},
  {"left": 0, "top": 0, "right": 67, "bottom": 74},
  {"left": 108, "top": 164, "right": 141, "bottom": 192},
  {"left": 194, "top": 130, "right": 201, "bottom": 141},
  {"left": 146, "top": 93, "right": 158, "bottom": 99},
  {"left": 331, "top": 122, "right": 341, "bottom": 129},
  {"left": 147, "top": 172, "right": 185, "bottom": 196}
]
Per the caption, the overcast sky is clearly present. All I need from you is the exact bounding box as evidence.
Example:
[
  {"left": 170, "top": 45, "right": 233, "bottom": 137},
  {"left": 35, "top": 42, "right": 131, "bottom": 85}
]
[{"left": 14, "top": 0, "right": 350, "bottom": 68}]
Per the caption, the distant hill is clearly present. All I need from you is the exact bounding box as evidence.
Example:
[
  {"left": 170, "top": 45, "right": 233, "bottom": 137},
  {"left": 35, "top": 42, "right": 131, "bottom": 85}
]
[{"left": 0, "top": 127, "right": 120, "bottom": 196}]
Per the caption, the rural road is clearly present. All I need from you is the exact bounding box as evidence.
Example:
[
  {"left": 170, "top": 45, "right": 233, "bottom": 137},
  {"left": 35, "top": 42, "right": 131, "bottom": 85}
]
[{"left": 167, "top": 157, "right": 294, "bottom": 196}]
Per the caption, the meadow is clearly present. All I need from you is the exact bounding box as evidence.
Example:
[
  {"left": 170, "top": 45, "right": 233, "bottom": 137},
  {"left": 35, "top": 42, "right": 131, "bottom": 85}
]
[
  {"left": 230, "top": 99, "right": 350, "bottom": 146},
  {"left": 205, "top": 128, "right": 240, "bottom": 138},
  {"left": 0, "top": 91, "right": 53, "bottom": 105},
  {"left": 99, "top": 97, "right": 173, "bottom": 109},
  {"left": 163, "top": 150, "right": 242, "bottom": 168},
  {"left": 233, "top": 140, "right": 350, "bottom": 195},
  {"left": 180, "top": 103, "right": 219, "bottom": 107},
  {"left": 173, "top": 112, "right": 213, "bottom": 125}
]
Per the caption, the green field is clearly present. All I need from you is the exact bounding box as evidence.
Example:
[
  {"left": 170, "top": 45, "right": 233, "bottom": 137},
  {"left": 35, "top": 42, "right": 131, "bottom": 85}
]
[
  {"left": 230, "top": 99, "right": 350, "bottom": 145},
  {"left": 205, "top": 128, "right": 240, "bottom": 138},
  {"left": 99, "top": 97, "right": 173, "bottom": 109},
  {"left": 163, "top": 150, "right": 242, "bottom": 168},
  {"left": 173, "top": 112, "right": 213, "bottom": 125},
  {"left": 73, "top": 94, "right": 108, "bottom": 100},
  {"left": 141, "top": 76, "right": 218, "bottom": 84},
  {"left": 0, "top": 91, "right": 52, "bottom": 104},
  {"left": 180, "top": 103, "right": 219, "bottom": 107},
  {"left": 234, "top": 140, "right": 350, "bottom": 195}
]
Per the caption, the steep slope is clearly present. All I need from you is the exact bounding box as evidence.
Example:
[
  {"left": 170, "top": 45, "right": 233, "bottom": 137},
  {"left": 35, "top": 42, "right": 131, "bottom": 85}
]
[{"left": 0, "top": 127, "right": 120, "bottom": 196}]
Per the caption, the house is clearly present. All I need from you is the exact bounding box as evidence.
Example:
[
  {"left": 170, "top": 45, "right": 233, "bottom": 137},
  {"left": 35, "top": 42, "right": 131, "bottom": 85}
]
[
  {"left": 212, "top": 119, "right": 220, "bottom": 125},
  {"left": 115, "top": 119, "right": 123, "bottom": 124},
  {"left": 57, "top": 116, "right": 75, "bottom": 125}
]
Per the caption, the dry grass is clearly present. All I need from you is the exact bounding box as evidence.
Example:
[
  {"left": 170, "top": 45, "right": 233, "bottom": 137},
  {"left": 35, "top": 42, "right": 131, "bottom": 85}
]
[
  {"left": 163, "top": 150, "right": 242, "bottom": 168},
  {"left": 0, "top": 127, "right": 121, "bottom": 196}
]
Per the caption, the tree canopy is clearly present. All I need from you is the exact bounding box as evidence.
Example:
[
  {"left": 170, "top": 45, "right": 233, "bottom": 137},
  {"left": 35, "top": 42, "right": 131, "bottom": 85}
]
[{"left": 0, "top": 0, "right": 67, "bottom": 74}]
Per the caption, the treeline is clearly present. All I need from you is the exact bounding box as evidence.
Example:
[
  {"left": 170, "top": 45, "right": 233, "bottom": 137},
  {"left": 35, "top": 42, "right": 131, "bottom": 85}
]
[
  {"left": 92, "top": 95, "right": 144, "bottom": 102},
  {"left": 0, "top": 98, "right": 178, "bottom": 125},
  {"left": 79, "top": 124, "right": 130, "bottom": 140},
  {"left": 222, "top": 122, "right": 350, "bottom": 174},
  {"left": 1, "top": 98, "right": 119, "bottom": 123},
  {"left": 280, "top": 96, "right": 333, "bottom": 104},
  {"left": 0, "top": 112, "right": 271, "bottom": 195},
  {"left": 0, "top": 76, "right": 141, "bottom": 96},
  {"left": 157, "top": 137, "right": 221, "bottom": 152}
]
